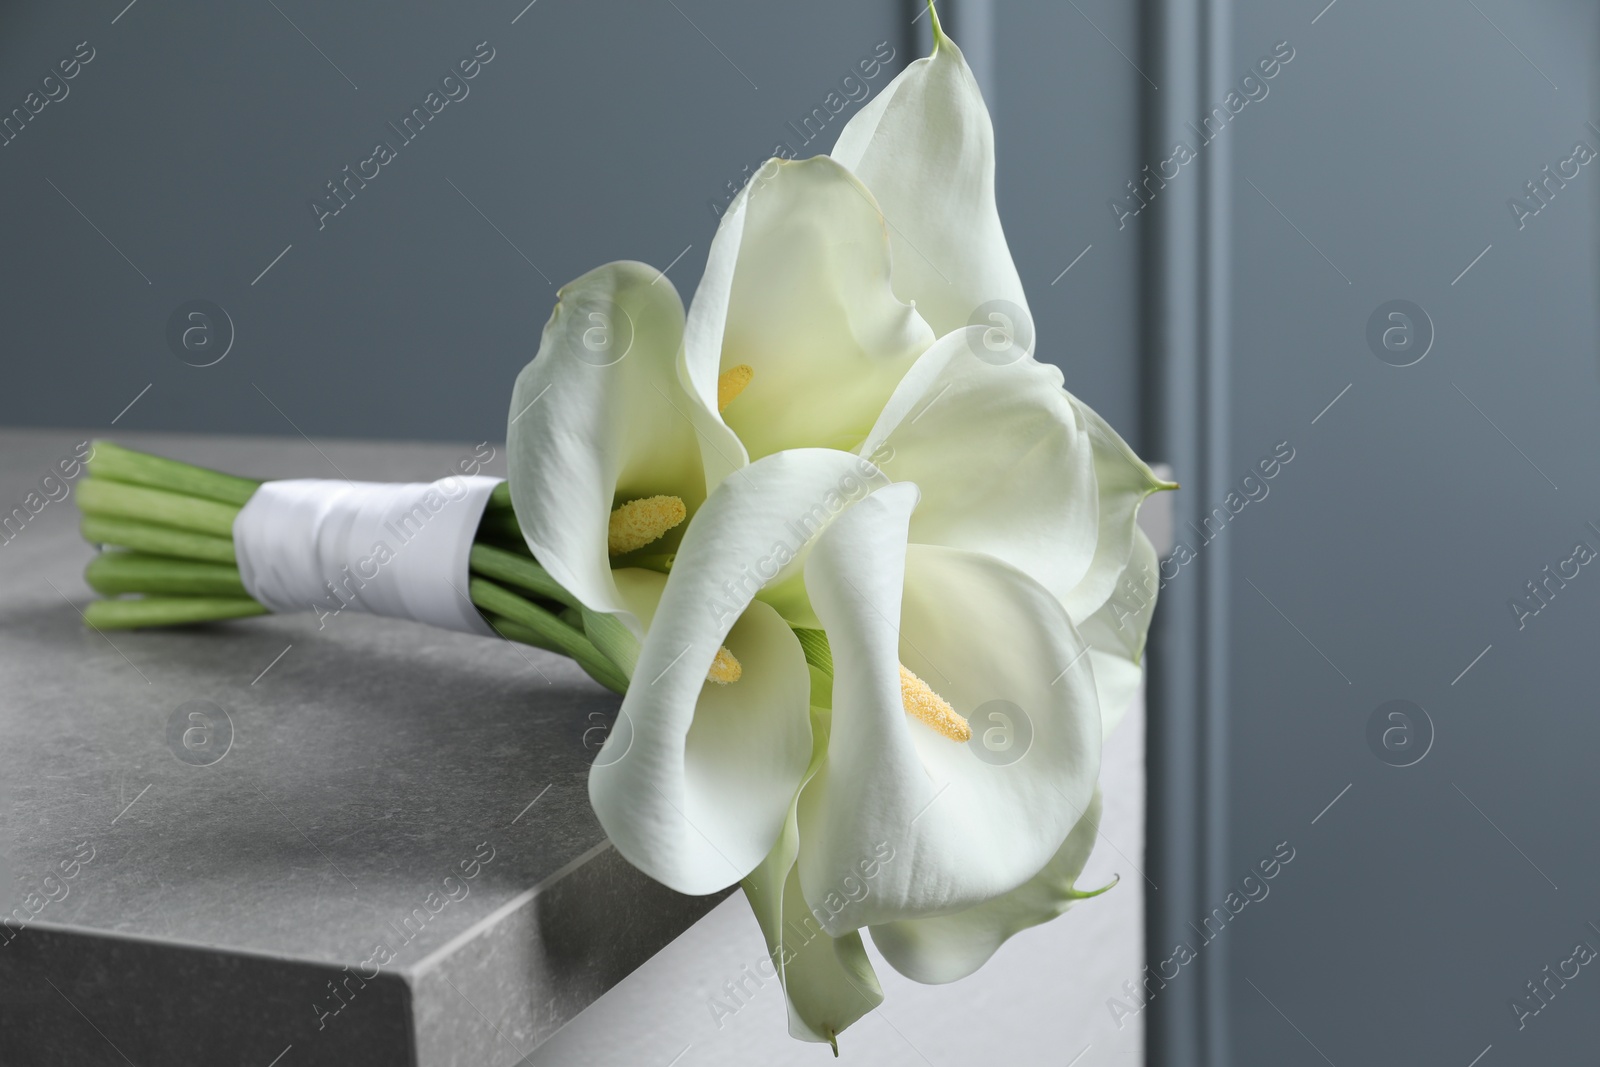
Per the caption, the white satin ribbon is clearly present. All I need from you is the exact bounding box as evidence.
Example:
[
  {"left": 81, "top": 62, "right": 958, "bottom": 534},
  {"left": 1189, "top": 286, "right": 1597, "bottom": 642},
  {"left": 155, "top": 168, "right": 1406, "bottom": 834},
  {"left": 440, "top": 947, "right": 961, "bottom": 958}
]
[{"left": 233, "top": 476, "right": 503, "bottom": 636}]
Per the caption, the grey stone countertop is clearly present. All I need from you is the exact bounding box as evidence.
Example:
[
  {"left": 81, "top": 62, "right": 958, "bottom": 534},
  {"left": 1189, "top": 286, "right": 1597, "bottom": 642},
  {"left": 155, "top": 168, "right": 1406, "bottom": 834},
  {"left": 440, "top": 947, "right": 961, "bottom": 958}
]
[{"left": 0, "top": 429, "right": 723, "bottom": 1066}]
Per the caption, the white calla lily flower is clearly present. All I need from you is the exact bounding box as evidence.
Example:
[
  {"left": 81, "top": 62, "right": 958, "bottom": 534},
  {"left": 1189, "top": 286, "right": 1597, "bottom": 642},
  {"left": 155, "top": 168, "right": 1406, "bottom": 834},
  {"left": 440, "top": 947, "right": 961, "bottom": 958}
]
[
  {"left": 1080, "top": 527, "right": 1161, "bottom": 734},
  {"left": 859, "top": 327, "right": 1101, "bottom": 611},
  {"left": 682, "top": 155, "right": 935, "bottom": 481},
  {"left": 869, "top": 789, "right": 1108, "bottom": 985},
  {"left": 831, "top": 8, "right": 1027, "bottom": 340},
  {"left": 796, "top": 481, "right": 1101, "bottom": 933},
  {"left": 589, "top": 449, "right": 883, "bottom": 893},
  {"left": 610, "top": 461, "right": 1105, "bottom": 1043},
  {"left": 506, "top": 261, "right": 716, "bottom": 637}
]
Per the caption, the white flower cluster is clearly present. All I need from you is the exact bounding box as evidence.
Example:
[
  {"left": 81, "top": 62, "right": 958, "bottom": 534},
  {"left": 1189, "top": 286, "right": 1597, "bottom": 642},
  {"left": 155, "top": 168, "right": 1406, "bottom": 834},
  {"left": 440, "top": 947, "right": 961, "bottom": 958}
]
[{"left": 505, "top": 11, "right": 1171, "bottom": 1048}]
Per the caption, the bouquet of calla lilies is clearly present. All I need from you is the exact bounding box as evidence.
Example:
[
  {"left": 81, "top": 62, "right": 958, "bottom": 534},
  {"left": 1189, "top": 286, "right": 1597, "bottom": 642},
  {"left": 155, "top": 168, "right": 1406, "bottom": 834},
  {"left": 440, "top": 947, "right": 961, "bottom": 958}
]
[{"left": 72, "top": 12, "right": 1172, "bottom": 1048}]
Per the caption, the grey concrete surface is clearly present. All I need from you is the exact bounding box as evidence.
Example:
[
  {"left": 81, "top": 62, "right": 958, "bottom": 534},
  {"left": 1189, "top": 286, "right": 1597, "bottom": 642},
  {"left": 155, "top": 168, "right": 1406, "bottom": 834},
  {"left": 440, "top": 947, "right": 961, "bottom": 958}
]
[{"left": 0, "top": 429, "right": 725, "bottom": 1066}]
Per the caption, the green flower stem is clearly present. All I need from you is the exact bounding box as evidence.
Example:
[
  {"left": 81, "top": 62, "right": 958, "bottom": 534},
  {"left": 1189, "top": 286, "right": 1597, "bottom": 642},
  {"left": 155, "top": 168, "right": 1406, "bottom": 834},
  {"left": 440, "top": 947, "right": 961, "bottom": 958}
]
[
  {"left": 77, "top": 479, "right": 240, "bottom": 538},
  {"left": 487, "top": 481, "right": 513, "bottom": 509},
  {"left": 468, "top": 576, "right": 628, "bottom": 693},
  {"left": 88, "top": 440, "right": 261, "bottom": 506},
  {"left": 579, "top": 607, "right": 640, "bottom": 678},
  {"left": 485, "top": 614, "right": 567, "bottom": 656},
  {"left": 467, "top": 543, "right": 580, "bottom": 609},
  {"left": 85, "top": 552, "right": 247, "bottom": 598},
  {"left": 84, "top": 596, "right": 268, "bottom": 629},
  {"left": 80, "top": 517, "right": 237, "bottom": 564},
  {"left": 488, "top": 614, "right": 625, "bottom": 693}
]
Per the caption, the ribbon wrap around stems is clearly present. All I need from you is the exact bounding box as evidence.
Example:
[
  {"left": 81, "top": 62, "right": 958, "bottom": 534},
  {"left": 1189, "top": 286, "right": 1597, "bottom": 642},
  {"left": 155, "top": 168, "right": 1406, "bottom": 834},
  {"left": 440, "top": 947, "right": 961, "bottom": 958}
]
[{"left": 233, "top": 476, "right": 502, "bottom": 635}]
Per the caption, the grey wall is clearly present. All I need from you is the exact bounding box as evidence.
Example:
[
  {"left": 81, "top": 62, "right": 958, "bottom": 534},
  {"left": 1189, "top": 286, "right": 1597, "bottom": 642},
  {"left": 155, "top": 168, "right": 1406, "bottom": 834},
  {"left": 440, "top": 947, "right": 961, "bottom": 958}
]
[
  {"left": 993, "top": 0, "right": 1146, "bottom": 443},
  {"left": 1207, "top": 1, "right": 1600, "bottom": 1064},
  {"left": 0, "top": 0, "right": 916, "bottom": 443},
  {"left": 0, "top": 0, "right": 1144, "bottom": 450}
]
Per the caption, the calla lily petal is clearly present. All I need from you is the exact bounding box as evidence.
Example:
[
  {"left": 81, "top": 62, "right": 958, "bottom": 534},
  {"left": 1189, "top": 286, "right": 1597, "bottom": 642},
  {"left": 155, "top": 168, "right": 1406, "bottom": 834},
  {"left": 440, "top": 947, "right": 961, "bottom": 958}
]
[
  {"left": 1060, "top": 395, "right": 1174, "bottom": 624},
  {"left": 831, "top": 27, "right": 1027, "bottom": 342},
  {"left": 591, "top": 449, "right": 889, "bottom": 895},
  {"left": 507, "top": 261, "right": 708, "bottom": 634},
  {"left": 860, "top": 327, "right": 1099, "bottom": 604},
  {"left": 1079, "top": 528, "right": 1159, "bottom": 735},
  {"left": 682, "top": 156, "right": 934, "bottom": 480},
  {"left": 869, "top": 790, "right": 1104, "bottom": 985},
  {"left": 743, "top": 710, "right": 884, "bottom": 1048},
  {"left": 585, "top": 566, "right": 671, "bottom": 677},
  {"left": 593, "top": 597, "right": 809, "bottom": 894},
  {"left": 798, "top": 483, "right": 1101, "bottom": 934},
  {"left": 609, "top": 566, "right": 669, "bottom": 631}
]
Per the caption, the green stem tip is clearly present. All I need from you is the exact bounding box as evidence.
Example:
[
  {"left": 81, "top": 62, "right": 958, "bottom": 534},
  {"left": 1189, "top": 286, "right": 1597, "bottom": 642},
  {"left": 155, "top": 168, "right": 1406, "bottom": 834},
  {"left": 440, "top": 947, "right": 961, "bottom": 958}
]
[{"left": 83, "top": 596, "right": 268, "bottom": 630}]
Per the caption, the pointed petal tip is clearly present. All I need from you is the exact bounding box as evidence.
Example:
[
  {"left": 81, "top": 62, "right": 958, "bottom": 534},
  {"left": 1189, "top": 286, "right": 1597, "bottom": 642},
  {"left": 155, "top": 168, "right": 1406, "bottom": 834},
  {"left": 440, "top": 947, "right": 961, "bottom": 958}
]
[{"left": 1070, "top": 872, "right": 1121, "bottom": 900}]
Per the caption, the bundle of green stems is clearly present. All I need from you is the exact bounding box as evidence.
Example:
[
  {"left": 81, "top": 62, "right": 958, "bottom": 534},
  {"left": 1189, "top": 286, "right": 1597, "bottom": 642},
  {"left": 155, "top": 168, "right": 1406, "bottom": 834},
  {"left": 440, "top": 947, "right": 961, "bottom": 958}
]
[{"left": 73, "top": 442, "right": 629, "bottom": 693}]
